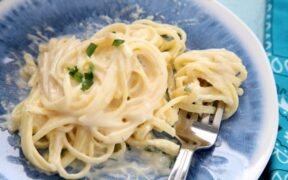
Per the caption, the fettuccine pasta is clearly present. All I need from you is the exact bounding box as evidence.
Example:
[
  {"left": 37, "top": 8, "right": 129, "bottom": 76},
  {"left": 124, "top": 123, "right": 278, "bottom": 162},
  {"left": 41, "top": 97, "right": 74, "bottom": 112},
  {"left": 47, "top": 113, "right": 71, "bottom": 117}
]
[{"left": 10, "top": 20, "right": 247, "bottom": 179}]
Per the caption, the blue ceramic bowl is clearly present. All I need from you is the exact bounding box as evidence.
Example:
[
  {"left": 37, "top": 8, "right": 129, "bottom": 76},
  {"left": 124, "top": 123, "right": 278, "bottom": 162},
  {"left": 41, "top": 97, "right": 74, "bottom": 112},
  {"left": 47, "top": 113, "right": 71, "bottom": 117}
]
[{"left": 0, "top": 0, "right": 278, "bottom": 179}]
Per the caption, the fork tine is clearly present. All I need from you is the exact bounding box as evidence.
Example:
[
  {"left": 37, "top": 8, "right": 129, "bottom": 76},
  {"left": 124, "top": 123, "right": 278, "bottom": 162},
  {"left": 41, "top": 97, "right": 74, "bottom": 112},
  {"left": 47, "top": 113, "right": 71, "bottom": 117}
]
[
  {"left": 170, "top": 101, "right": 225, "bottom": 180},
  {"left": 212, "top": 101, "right": 225, "bottom": 128}
]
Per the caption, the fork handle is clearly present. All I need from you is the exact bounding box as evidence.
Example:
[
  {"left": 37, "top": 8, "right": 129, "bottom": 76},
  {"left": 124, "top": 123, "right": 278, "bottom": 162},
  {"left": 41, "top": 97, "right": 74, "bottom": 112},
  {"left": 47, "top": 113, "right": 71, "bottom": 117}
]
[{"left": 168, "top": 148, "right": 194, "bottom": 180}]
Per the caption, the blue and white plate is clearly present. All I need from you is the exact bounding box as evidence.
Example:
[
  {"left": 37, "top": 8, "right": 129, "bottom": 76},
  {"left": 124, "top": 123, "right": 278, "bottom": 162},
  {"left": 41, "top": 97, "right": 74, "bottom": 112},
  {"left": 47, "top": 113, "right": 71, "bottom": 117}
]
[{"left": 0, "top": 0, "right": 278, "bottom": 179}]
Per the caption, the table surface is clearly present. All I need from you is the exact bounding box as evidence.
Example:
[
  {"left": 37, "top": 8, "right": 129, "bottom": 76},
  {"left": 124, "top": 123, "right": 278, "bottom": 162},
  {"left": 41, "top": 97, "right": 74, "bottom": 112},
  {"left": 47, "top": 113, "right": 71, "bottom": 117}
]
[{"left": 218, "top": 0, "right": 265, "bottom": 42}]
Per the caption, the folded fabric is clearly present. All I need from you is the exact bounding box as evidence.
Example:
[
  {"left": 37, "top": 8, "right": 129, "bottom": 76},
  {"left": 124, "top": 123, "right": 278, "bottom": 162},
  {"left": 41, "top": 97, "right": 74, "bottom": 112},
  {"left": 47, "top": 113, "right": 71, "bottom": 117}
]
[{"left": 264, "top": 0, "right": 288, "bottom": 178}]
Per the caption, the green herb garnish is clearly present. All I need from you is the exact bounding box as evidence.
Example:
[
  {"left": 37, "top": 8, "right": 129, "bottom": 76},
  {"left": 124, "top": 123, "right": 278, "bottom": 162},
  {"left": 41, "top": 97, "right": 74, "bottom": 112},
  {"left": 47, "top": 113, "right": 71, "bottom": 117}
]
[
  {"left": 112, "top": 31, "right": 116, "bottom": 33},
  {"left": 68, "top": 66, "right": 78, "bottom": 76},
  {"left": 68, "top": 64, "right": 94, "bottom": 90},
  {"left": 88, "top": 62, "right": 95, "bottom": 72},
  {"left": 84, "top": 71, "right": 93, "bottom": 80},
  {"left": 161, "top": 34, "right": 174, "bottom": 41},
  {"left": 112, "top": 39, "right": 125, "bottom": 47},
  {"left": 81, "top": 79, "right": 93, "bottom": 91},
  {"left": 80, "top": 62, "right": 95, "bottom": 91},
  {"left": 68, "top": 66, "right": 83, "bottom": 83},
  {"left": 73, "top": 72, "right": 83, "bottom": 83},
  {"left": 86, "top": 43, "right": 98, "bottom": 57}
]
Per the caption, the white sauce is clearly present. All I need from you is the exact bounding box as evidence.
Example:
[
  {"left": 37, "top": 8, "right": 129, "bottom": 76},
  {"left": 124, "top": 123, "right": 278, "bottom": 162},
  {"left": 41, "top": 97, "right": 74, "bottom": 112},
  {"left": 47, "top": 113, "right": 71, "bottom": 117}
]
[{"left": 87, "top": 148, "right": 172, "bottom": 179}]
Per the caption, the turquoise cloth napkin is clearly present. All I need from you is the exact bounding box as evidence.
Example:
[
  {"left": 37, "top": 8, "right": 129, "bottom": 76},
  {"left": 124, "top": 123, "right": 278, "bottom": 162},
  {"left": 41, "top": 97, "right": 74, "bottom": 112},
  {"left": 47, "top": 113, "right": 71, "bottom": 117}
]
[{"left": 264, "top": 0, "right": 288, "bottom": 178}]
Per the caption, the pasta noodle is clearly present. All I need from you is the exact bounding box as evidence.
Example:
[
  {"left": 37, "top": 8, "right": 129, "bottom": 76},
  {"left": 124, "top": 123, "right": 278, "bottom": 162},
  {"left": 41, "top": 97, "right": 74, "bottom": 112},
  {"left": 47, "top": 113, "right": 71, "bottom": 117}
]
[{"left": 10, "top": 20, "right": 247, "bottom": 179}]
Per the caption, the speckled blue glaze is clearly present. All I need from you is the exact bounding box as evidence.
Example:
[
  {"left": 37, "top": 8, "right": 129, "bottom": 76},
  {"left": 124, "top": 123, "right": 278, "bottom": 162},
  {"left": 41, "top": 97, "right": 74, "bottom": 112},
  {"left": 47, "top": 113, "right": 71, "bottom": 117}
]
[{"left": 0, "top": 0, "right": 263, "bottom": 179}]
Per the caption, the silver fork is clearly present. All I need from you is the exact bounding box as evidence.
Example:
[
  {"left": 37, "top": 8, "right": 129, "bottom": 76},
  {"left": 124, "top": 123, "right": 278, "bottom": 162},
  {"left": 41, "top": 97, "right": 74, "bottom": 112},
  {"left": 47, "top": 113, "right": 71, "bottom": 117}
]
[{"left": 168, "top": 101, "right": 225, "bottom": 180}]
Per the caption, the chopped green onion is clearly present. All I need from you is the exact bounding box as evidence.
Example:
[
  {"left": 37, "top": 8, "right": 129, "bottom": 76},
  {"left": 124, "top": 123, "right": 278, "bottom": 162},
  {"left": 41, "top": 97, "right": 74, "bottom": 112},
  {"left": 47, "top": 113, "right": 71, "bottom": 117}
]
[
  {"left": 112, "top": 39, "right": 125, "bottom": 47},
  {"left": 68, "top": 66, "right": 78, "bottom": 76},
  {"left": 161, "top": 34, "right": 174, "bottom": 41},
  {"left": 85, "top": 63, "right": 94, "bottom": 80},
  {"left": 81, "top": 62, "right": 95, "bottom": 91},
  {"left": 86, "top": 43, "right": 97, "bottom": 57},
  {"left": 88, "top": 62, "right": 95, "bottom": 72},
  {"left": 68, "top": 66, "right": 83, "bottom": 83},
  {"left": 184, "top": 84, "right": 192, "bottom": 93},
  {"left": 235, "top": 72, "right": 241, "bottom": 77},
  {"left": 81, "top": 79, "right": 93, "bottom": 91},
  {"left": 84, "top": 72, "right": 93, "bottom": 80},
  {"left": 73, "top": 72, "right": 83, "bottom": 83},
  {"left": 112, "top": 31, "right": 116, "bottom": 33},
  {"left": 68, "top": 64, "right": 94, "bottom": 90}
]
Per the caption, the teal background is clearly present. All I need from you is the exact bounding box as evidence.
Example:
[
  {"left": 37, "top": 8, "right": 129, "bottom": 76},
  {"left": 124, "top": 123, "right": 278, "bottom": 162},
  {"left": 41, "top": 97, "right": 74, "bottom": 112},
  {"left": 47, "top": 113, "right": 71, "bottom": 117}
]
[
  {"left": 272, "top": 0, "right": 288, "bottom": 57},
  {"left": 219, "top": 0, "right": 266, "bottom": 41}
]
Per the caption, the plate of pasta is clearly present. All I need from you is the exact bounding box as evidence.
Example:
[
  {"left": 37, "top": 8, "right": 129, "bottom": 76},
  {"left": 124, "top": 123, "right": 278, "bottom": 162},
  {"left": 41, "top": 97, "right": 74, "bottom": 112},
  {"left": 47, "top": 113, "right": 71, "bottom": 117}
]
[{"left": 0, "top": 0, "right": 278, "bottom": 179}]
